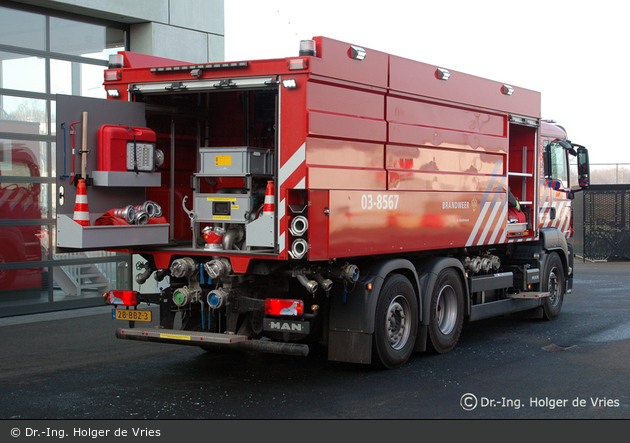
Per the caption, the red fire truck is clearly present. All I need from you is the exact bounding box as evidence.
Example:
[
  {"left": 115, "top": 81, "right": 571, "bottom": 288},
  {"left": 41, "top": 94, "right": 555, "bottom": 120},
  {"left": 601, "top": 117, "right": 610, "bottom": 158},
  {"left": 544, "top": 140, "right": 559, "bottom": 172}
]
[{"left": 55, "top": 37, "right": 589, "bottom": 368}]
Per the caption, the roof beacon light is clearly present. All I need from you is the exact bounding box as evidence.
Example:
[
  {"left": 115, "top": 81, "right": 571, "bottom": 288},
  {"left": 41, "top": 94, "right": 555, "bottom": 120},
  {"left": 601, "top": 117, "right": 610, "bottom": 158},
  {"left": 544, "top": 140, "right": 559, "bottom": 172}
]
[
  {"left": 350, "top": 45, "right": 367, "bottom": 61},
  {"left": 299, "top": 39, "right": 316, "bottom": 57},
  {"left": 503, "top": 84, "right": 514, "bottom": 96},
  {"left": 108, "top": 53, "right": 124, "bottom": 69}
]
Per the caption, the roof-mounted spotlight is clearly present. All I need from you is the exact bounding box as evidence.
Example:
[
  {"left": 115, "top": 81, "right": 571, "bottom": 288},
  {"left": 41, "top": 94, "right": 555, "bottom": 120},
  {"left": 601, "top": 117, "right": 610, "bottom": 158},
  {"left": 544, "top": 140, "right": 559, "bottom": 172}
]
[
  {"left": 350, "top": 45, "right": 367, "bottom": 61},
  {"left": 502, "top": 84, "right": 514, "bottom": 96},
  {"left": 436, "top": 68, "right": 451, "bottom": 81}
]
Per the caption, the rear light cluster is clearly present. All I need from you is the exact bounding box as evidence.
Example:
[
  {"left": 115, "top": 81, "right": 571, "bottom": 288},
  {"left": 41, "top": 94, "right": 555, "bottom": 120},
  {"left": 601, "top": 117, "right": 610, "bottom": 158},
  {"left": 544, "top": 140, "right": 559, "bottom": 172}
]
[
  {"left": 107, "top": 291, "right": 306, "bottom": 317},
  {"left": 104, "top": 70, "right": 121, "bottom": 81},
  {"left": 105, "top": 290, "right": 139, "bottom": 307},
  {"left": 265, "top": 299, "right": 304, "bottom": 317}
]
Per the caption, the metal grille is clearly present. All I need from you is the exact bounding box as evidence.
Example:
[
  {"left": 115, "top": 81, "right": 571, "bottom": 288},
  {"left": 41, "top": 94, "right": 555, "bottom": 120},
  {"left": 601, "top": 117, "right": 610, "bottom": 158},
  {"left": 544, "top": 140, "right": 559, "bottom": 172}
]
[{"left": 574, "top": 185, "right": 630, "bottom": 261}]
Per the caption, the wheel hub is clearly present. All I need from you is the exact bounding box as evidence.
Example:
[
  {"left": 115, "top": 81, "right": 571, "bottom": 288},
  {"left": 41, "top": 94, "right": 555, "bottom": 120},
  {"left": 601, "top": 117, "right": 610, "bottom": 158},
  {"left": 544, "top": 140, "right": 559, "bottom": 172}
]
[
  {"left": 548, "top": 267, "right": 560, "bottom": 306},
  {"left": 386, "top": 296, "right": 411, "bottom": 350},
  {"left": 436, "top": 285, "right": 457, "bottom": 335}
]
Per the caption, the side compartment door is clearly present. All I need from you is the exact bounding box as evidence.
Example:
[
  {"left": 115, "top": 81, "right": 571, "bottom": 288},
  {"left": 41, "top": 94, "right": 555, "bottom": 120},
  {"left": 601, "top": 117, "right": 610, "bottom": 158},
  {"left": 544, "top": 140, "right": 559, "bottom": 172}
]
[{"left": 55, "top": 95, "right": 168, "bottom": 251}]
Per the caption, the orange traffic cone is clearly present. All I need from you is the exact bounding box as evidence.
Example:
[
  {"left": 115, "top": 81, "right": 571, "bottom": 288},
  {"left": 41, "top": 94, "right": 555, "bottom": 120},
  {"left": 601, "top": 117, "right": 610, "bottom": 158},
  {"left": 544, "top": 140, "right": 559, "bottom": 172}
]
[
  {"left": 73, "top": 179, "right": 90, "bottom": 226},
  {"left": 263, "top": 180, "right": 274, "bottom": 216}
]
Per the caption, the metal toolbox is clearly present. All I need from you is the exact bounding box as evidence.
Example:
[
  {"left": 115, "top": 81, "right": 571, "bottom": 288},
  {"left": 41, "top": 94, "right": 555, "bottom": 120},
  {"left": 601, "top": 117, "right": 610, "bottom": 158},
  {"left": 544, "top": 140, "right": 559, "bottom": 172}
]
[
  {"left": 193, "top": 193, "right": 252, "bottom": 223},
  {"left": 199, "top": 147, "right": 274, "bottom": 176}
]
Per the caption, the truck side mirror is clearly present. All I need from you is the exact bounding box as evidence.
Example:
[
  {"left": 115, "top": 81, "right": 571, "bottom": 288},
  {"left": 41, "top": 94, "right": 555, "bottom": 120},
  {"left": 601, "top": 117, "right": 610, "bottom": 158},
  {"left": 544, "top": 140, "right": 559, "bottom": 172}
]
[
  {"left": 576, "top": 145, "right": 589, "bottom": 188},
  {"left": 543, "top": 143, "right": 551, "bottom": 178}
]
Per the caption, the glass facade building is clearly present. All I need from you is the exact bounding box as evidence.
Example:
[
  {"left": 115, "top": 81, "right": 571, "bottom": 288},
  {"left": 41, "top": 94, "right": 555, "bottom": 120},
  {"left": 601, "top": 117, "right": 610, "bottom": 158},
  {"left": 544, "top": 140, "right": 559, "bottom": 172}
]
[{"left": 0, "top": 2, "right": 131, "bottom": 316}]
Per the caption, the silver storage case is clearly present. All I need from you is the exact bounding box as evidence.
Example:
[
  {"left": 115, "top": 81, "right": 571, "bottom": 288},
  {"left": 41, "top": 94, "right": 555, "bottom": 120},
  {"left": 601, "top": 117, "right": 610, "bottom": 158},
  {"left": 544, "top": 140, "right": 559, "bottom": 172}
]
[{"left": 199, "top": 147, "right": 274, "bottom": 176}]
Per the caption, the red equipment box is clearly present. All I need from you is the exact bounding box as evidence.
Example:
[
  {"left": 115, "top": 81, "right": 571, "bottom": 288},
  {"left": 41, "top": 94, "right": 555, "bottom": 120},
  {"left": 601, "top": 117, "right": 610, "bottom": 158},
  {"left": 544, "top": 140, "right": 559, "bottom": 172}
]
[{"left": 97, "top": 125, "right": 157, "bottom": 172}]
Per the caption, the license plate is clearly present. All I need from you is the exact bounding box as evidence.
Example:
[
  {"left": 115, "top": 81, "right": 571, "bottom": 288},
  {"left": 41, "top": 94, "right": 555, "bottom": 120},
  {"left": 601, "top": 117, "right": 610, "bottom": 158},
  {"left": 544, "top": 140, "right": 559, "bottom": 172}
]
[{"left": 113, "top": 308, "right": 152, "bottom": 322}]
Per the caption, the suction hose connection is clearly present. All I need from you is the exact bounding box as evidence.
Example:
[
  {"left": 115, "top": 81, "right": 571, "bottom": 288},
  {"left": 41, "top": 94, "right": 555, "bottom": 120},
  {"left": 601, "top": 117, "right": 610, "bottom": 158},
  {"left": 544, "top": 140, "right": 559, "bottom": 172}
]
[{"left": 296, "top": 274, "right": 318, "bottom": 294}]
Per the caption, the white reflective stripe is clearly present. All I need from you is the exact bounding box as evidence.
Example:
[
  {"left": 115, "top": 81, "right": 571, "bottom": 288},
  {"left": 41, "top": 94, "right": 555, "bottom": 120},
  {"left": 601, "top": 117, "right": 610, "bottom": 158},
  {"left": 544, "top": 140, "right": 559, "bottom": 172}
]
[
  {"left": 295, "top": 176, "right": 306, "bottom": 190},
  {"left": 75, "top": 195, "right": 88, "bottom": 203},
  {"left": 467, "top": 201, "right": 491, "bottom": 246},
  {"left": 488, "top": 202, "right": 507, "bottom": 244},
  {"left": 466, "top": 163, "right": 503, "bottom": 246},
  {"left": 278, "top": 197, "right": 286, "bottom": 220},
  {"left": 279, "top": 143, "right": 305, "bottom": 187},
  {"left": 278, "top": 231, "right": 286, "bottom": 253},
  {"left": 478, "top": 199, "right": 502, "bottom": 245},
  {"left": 278, "top": 198, "right": 286, "bottom": 253},
  {"left": 73, "top": 211, "right": 90, "bottom": 220}
]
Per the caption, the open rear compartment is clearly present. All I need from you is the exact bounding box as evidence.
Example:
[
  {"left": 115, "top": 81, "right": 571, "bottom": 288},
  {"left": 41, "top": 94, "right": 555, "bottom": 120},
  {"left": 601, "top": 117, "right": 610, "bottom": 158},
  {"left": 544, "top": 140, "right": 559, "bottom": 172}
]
[
  {"left": 132, "top": 85, "right": 279, "bottom": 254},
  {"left": 506, "top": 119, "right": 538, "bottom": 239},
  {"left": 55, "top": 81, "right": 279, "bottom": 256}
]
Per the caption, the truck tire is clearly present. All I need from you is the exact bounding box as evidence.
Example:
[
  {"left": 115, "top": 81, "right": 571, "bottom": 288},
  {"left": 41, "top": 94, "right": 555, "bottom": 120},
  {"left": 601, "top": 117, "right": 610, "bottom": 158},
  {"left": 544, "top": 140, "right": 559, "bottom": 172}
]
[
  {"left": 427, "top": 268, "right": 464, "bottom": 354},
  {"left": 541, "top": 252, "right": 565, "bottom": 320},
  {"left": 372, "top": 274, "right": 418, "bottom": 369}
]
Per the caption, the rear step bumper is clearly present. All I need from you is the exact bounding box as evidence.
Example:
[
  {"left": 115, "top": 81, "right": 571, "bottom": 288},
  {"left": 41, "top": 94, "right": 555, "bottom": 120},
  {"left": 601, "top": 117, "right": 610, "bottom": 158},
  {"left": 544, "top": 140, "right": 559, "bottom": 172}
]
[{"left": 116, "top": 328, "right": 309, "bottom": 357}]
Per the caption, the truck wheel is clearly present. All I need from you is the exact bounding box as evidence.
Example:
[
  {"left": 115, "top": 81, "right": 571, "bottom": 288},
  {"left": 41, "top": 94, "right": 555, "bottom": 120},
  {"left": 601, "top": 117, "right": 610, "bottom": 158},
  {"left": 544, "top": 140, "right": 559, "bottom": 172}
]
[
  {"left": 427, "top": 268, "right": 464, "bottom": 354},
  {"left": 541, "top": 252, "right": 565, "bottom": 321},
  {"left": 372, "top": 274, "right": 418, "bottom": 369}
]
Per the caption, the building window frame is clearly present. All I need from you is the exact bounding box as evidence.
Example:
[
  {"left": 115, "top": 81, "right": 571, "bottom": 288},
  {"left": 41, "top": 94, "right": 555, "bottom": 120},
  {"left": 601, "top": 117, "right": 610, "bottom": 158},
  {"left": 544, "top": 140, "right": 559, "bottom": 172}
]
[{"left": 0, "top": 0, "right": 131, "bottom": 317}]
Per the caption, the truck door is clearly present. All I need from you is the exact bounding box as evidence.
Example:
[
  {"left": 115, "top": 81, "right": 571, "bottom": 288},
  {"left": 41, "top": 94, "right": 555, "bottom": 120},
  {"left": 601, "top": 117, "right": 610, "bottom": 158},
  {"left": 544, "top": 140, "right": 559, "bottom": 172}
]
[{"left": 541, "top": 139, "right": 572, "bottom": 235}]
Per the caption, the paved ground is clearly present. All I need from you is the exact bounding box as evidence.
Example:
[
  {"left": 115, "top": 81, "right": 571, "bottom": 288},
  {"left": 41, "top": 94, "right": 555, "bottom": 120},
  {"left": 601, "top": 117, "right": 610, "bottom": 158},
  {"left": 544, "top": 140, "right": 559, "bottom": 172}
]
[{"left": 0, "top": 260, "right": 628, "bottom": 422}]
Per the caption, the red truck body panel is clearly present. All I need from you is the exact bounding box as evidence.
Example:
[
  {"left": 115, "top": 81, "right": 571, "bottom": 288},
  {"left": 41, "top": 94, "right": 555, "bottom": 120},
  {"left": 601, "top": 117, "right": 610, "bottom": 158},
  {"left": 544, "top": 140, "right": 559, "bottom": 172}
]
[{"left": 92, "top": 36, "right": 565, "bottom": 268}]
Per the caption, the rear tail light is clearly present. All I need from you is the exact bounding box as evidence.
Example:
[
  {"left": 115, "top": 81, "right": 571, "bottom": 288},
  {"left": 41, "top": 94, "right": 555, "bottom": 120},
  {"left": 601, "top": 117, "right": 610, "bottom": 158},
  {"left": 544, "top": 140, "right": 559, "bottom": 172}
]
[
  {"left": 104, "top": 70, "right": 121, "bottom": 81},
  {"left": 105, "top": 290, "right": 140, "bottom": 307},
  {"left": 265, "top": 299, "right": 304, "bottom": 317}
]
